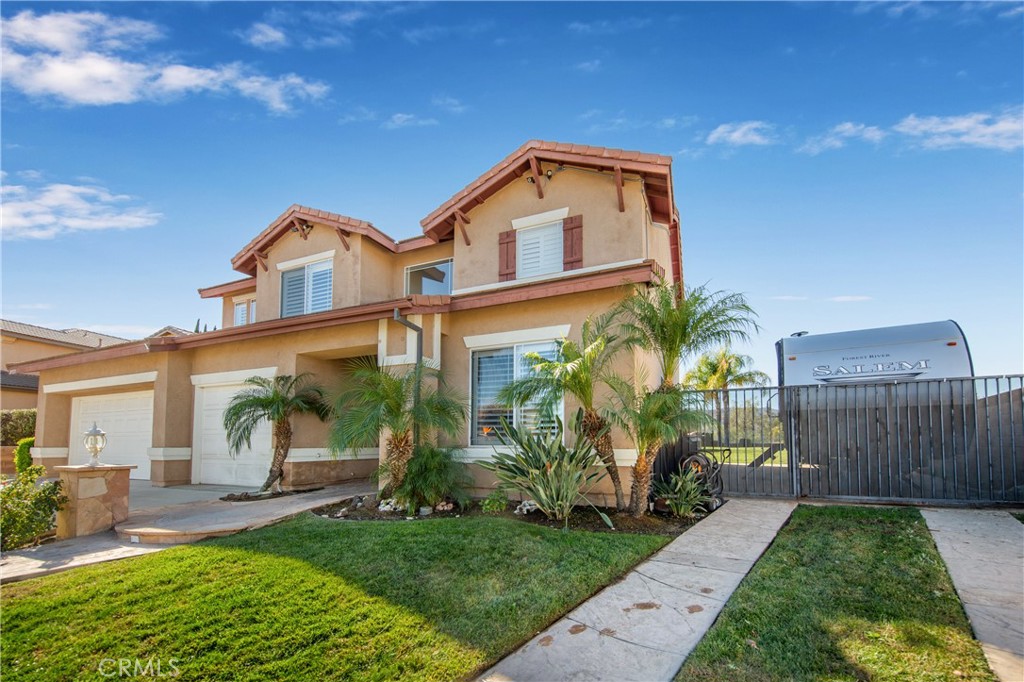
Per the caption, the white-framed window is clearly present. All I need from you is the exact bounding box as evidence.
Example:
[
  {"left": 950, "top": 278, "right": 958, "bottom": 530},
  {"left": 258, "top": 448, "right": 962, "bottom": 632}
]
[
  {"left": 281, "top": 259, "right": 332, "bottom": 317},
  {"left": 517, "top": 222, "right": 563, "bottom": 279},
  {"left": 406, "top": 258, "right": 453, "bottom": 296},
  {"left": 471, "top": 341, "right": 560, "bottom": 445},
  {"left": 233, "top": 298, "right": 256, "bottom": 327}
]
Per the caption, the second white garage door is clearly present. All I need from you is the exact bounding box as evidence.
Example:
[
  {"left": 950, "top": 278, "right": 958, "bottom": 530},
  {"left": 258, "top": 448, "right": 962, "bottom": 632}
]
[
  {"left": 69, "top": 391, "right": 154, "bottom": 480},
  {"left": 192, "top": 384, "right": 272, "bottom": 488}
]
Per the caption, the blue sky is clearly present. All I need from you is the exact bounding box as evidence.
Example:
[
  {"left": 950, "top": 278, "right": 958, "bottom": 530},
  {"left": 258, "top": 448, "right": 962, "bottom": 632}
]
[{"left": 2, "top": 1, "right": 1021, "bottom": 379}]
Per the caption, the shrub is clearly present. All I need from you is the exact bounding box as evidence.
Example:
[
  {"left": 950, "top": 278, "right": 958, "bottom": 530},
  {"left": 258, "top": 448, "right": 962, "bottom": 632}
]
[
  {"left": 392, "top": 444, "right": 471, "bottom": 512},
  {"left": 481, "top": 489, "right": 509, "bottom": 514},
  {"left": 14, "top": 437, "right": 34, "bottom": 473},
  {"left": 481, "top": 413, "right": 611, "bottom": 529},
  {"left": 1, "top": 409, "right": 36, "bottom": 446},
  {"left": 0, "top": 465, "right": 67, "bottom": 550},
  {"left": 654, "top": 466, "right": 711, "bottom": 518}
]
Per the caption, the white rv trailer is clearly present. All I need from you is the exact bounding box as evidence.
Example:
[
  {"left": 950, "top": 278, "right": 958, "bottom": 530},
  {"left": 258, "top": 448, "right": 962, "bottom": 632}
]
[{"left": 776, "top": 320, "right": 973, "bottom": 387}]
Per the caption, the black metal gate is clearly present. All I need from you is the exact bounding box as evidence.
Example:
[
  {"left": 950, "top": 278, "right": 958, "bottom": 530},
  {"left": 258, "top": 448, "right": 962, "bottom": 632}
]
[{"left": 656, "top": 376, "right": 1024, "bottom": 504}]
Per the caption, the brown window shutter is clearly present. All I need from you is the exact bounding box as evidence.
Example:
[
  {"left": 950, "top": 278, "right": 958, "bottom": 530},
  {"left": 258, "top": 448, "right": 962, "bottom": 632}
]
[
  {"left": 498, "top": 229, "right": 516, "bottom": 281},
  {"left": 563, "top": 215, "right": 583, "bottom": 271}
]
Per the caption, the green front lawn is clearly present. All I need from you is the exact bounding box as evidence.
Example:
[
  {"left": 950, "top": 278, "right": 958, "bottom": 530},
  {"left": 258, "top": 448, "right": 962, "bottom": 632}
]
[
  {"left": 2, "top": 515, "right": 666, "bottom": 681},
  {"left": 677, "top": 505, "right": 994, "bottom": 681}
]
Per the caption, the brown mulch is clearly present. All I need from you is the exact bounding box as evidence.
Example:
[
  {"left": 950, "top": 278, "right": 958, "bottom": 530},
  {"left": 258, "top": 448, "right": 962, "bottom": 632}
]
[
  {"left": 221, "top": 487, "right": 323, "bottom": 502},
  {"left": 312, "top": 496, "right": 706, "bottom": 536}
]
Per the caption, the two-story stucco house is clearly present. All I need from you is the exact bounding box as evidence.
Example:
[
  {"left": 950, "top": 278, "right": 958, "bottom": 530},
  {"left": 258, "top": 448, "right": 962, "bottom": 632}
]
[{"left": 15, "top": 141, "right": 681, "bottom": 500}]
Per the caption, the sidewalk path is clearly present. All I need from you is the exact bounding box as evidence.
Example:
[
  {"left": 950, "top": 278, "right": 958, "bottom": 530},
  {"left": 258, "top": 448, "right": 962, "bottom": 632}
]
[
  {"left": 481, "top": 498, "right": 797, "bottom": 682},
  {"left": 1, "top": 482, "right": 372, "bottom": 583},
  {"left": 921, "top": 508, "right": 1024, "bottom": 682}
]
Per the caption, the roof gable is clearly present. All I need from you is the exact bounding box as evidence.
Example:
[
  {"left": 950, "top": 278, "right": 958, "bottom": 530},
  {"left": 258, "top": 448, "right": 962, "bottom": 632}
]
[{"left": 420, "top": 140, "right": 677, "bottom": 241}]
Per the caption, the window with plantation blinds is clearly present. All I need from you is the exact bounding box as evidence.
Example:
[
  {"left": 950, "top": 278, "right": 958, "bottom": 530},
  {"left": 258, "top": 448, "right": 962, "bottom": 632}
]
[
  {"left": 471, "top": 341, "right": 559, "bottom": 445},
  {"left": 280, "top": 259, "right": 332, "bottom": 318},
  {"left": 516, "top": 222, "right": 563, "bottom": 279}
]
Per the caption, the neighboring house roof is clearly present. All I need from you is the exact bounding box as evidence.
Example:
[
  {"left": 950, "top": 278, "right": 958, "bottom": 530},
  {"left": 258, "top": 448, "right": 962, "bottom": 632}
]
[
  {"left": 0, "top": 319, "right": 130, "bottom": 349},
  {"left": 0, "top": 370, "right": 39, "bottom": 392},
  {"left": 147, "top": 326, "right": 193, "bottom": 338},
  {"left": 420, "top": 140, "right": 677, "bottom": 240},
  {"left": 231, "top": 204, "right": 435, "bottom": 276}
]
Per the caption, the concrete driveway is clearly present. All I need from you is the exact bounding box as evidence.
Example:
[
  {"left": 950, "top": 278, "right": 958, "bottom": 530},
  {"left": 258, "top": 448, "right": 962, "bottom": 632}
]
[{"left": 129, "top": 481, "right": 251, "bottom": 511}]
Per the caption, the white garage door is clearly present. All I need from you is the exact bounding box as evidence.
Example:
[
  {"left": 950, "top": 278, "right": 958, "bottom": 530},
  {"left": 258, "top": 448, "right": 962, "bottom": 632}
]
[
  {"left": 69, "top": 391, "right": 154, "bottom": 480},
  {"left": 192, "top": 384, "right": 272, "bottom": 487}
]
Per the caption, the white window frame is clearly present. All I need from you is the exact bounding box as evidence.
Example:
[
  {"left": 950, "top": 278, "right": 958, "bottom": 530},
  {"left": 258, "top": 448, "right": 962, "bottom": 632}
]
[
  {"left": 515, "top": 222, "right": 563, "bottom": 280},
  {"left": 232, "top": 295, "right": 256, "bottom": 327},
  {"left": 280, "top": 258, "right": 333, "bottom": 317},
  {"left": 404, "top": 258, "right": 454, "bottom": 296},
  {"left": 468, "top": 340, "right": 564, "bottom": 447}
]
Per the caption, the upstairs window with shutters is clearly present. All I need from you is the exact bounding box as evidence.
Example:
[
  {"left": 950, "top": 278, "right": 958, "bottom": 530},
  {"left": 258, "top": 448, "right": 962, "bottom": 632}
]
[
  {"left": 498, "top": 209, "right": 583, "bottom": 283},
  {"left": 280, "top": 259, "right": 333, "bottom": 317}
]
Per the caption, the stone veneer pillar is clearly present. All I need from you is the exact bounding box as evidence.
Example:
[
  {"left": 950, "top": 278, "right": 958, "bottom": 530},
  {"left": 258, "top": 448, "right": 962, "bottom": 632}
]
[{"left": 53, "top": 464, "right": 136, "bottom": 539}]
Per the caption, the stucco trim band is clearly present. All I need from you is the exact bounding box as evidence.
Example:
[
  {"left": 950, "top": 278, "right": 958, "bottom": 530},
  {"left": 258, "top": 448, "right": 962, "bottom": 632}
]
[
  {"left": 289, "top": 447, "right": 378, "bottom": 463},
  {"left": 148, "top": 448, "right": 192, "bottom": 461},
  {"left": 190, "top": 367, "right": 277, "bottom": 387},
  {"left": 43, "top": 371, "right": 158, "bottom": 394},
  {"left": 31, "top": 446, "right": 69, "bottom": 460},
  {"left": 463, "top": 325, "right": 571, "bottom": 350}
]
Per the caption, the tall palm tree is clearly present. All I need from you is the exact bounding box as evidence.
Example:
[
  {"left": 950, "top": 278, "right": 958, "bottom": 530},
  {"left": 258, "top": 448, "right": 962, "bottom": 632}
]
[
  {"left": 618, "top": 281, "right": 760, "bottom": 390},
  {"left": 329, "top": 358, "right": 465, "bottom": 496},
  {"left": 496, "top": 313, "right": 628, "bottom": 510},
  {"left": 223, "top": 374, "right": 330, "bottom": 493},
  {"left": 684, "top": 348, "right": 770, "bottom": 446},
  {"left": 603, "top": 376, "right": 705, "bottom": 517}
]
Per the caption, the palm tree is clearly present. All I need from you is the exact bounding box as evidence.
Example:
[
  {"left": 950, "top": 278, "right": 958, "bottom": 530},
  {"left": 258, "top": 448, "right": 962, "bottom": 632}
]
[
  {"left": 603, "top": 376, "right": 705, "bottom": 517},
  {"left": 223, "top": 374, "right": 330, "bottom": 493},
  {"left": 684, "top": 348, "right": 770, "bottom": 446},
  {"left": 496, "top": 313, "right": 628, "bottom": 510},
  {"left": 618, "top": 281, "right": 760, "bottom": 390},
  {"left": 329, "top": 358, "right": 465, "bottom": 496}
]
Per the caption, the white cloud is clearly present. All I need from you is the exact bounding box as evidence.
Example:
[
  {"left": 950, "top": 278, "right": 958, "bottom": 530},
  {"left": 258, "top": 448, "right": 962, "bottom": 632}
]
[
  {"left": 402, "top": 21, "right": 493, "bottom": 45},
  {"left": 338, "top": 106, "right": 377, "bottom": 125},
  {"left": 798, "top": 122, "right": 887, "bottom": 155},
  {"left": 567, "top": 18, "right": 651, "bottom": 35},
  {"left": 13, "top": 303, "right": 53, "bottom": 310},
  {"left": 1, "top": 10, "right": 328, "bottom": 114},
  {"left": 769, "top": 295, "right": 809, "bottom": 301},
  {"left": 706, "top": 121, "right": 777, "bottom": 146},
  {"left": 381, "top": 113, "right": 438, "bottom": 130},
  {"left": 828, "top": 295, "right": 873, "bottom": 302},
  {"left": 892, "top": 108, "right": 1023, "bottom": 151},
  {"left": 1000, "top": 6, "right": 1024, "bottom": 19},
  {"left": 239, "top": 22, "right": 288, "bottom": 49},
  {"left": 574, "top": 59, "right": 602, "bottom": 73},
  {"left": 432, "top": 95, "right": 466, "bottom": 114},
  {"left": 1, "top": 177, "right": 161, "bottom": 241}
]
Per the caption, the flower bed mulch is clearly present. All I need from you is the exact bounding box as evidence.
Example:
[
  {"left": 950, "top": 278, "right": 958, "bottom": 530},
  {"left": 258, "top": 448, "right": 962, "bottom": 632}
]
[{"left": 312, "top": 496, "right": 708, "bottom": 536}]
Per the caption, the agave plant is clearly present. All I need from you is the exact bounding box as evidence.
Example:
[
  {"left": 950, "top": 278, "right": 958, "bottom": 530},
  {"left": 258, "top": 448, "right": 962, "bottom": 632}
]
[
  {"left": 653, "top": 466, "right": 711, "bottom": 518},
  {"left": 480, "top": 410, "right": 612, "bottom": 529}
]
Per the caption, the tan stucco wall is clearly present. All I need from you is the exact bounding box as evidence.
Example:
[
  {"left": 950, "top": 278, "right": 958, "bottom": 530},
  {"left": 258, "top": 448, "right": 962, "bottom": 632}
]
[
  {"left": 359, "top": 240, "right": 396, "bottom": 304},
  {"left": 464, "top": 462, "right": 634, "bottom": 509},
  {"left": 452, "top": 162, "right": 651, "bottom": 290},
  {"left": 1, "top": 387, "right": 37, "bottom": 410},
  {"left": 254, "top": 227, "right": 363, "bottom": 322},
  {"left": 1, "top": 336, "right": 85, "bottom": 370},
  {"left": 221, "top": 291, "right": 256, "bottom": 329}
]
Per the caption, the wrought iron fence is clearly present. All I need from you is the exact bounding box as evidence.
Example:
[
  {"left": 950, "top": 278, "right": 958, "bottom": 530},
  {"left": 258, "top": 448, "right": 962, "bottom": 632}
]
[{"left": 656, "top": 375, "right": 1024, "bottom": 504}]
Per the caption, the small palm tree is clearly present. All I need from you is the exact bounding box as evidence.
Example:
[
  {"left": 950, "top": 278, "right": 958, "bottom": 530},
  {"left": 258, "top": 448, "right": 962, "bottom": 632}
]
[
  {"left": 329, "top": 358, "right": 465, "bottom": 496},
  {"left": 223, "top": 374, "right": 330, "bottom": 493},
  {"left": 496, "top": 313, "right": 628, "bottom": 510},
  {"left": 604, "top": 376, "right": 706, "bottom": 517},
  {"left": 684, "top": 348, "right": 770, "bottom": 446},
  {"left": 619, "top": 281, "right": 760, "bottom": 390}
]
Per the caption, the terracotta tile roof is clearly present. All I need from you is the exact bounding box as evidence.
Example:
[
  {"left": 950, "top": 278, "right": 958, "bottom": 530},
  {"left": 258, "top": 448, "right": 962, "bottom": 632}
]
[
  {"left": 0, "top": 370, "right": 38, "bottom": 391},
  {"left": 0, "top": 319, "right": 130, "bottom": 349},
  {"left": 147, "top": 326, "right": 193, "bottom": 338},
  {"left": 420, "top": 139, "right": 674, "bottom": 232},
  {"left": 230, "top": 204, "right": 415, "bottom": 276}
]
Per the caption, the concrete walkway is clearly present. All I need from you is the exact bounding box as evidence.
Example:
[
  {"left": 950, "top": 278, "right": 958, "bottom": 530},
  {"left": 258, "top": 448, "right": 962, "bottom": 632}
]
[
  {"left": 481, "top": 498, "right": 797, "bottom": 682},
  {"left": 1, "top": 482, "right": 372, "bottom": 583},
  {"left": 129, "top": 481, "right": 250, "bottom": 511},
  {"left": 921, "top": 508, "right": 1024, "bottom": 682}
]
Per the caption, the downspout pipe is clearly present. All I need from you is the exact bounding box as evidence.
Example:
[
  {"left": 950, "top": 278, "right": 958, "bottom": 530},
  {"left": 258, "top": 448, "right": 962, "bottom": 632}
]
[{"left": 393, "top": 309, "right": 424, "bottom": 447}]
